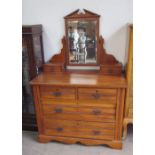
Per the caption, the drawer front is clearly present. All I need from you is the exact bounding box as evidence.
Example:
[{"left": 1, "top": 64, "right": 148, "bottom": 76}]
[
  {"left": 42, "top": 104, "right": 78, "bottom": 121},
  {"left": 43, "top": 119, "right": 115, "bottom": 140},
  {"left": 43, "top": 119, "right": 77, "bottom": 137},
  {"left": 78, "top": 106, "right": 116, "bottom": 123},
  {"left": 42, "top": 104, "right": 116, "bottom": 122},
  {"left": 78, "top": 88, "right": 117, "bottom": 101},
  {"left": 77, "top": 121, "right": 115, "bottom": 140},
  {"left": 40, "top": 86, "right": 76, "bottom": 100}
]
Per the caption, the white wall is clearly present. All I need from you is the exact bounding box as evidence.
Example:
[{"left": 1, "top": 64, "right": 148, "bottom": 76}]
[{"left": 22, "top": 0, "right": 133, "bottom": 65}]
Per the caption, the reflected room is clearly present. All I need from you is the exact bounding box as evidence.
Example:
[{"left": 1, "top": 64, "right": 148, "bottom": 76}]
[{"left": 67, "top": 20, "right": 97, "bottom": 64}]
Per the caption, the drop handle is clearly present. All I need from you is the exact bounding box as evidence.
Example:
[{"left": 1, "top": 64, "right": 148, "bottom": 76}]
[
  {"left": 54, "top": 107, "right": 63, "bottom": 113},
  {"left": 92, "top": 93, "right": 101, "bottom": 99},
  {"left": 93, "top": 130, "right": 101, "bottom": 135},
  {"left": 51, "top": 91, "right": 62, "bottom": 97},
  {"left": 56, "top": 127, "right": 63, "bottom": 132},
  {"left": 92, "top": 109, "right": 101, "bottom": 115}
]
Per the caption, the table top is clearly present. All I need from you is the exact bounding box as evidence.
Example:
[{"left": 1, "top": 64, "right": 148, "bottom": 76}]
[{"left": 30, "top": 73, "right": 127, "bottom": 88}]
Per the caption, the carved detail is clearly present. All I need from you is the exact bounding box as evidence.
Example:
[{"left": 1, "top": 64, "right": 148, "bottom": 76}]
[
  {"left": 44, "top": 36, "right": 122, "bottom": 75},
  {"left": 64, "top": 9, "right": 100, "bottom": 19},
  {"left": 99, "top": 36, "right": 119, "bottom": 65},
  {"left": 49, "top": 37, "right": 66, "bottom": 63},
  {"left": 38, "top": 135, "right": 122, "bottom": 149},
  {"left": 48, "top": 36, "right": 120, "bottom": 65}
]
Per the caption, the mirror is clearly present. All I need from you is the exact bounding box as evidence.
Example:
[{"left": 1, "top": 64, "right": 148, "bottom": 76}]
[{"left": 67, "top": 20, "right": 97, "bottom": 64}]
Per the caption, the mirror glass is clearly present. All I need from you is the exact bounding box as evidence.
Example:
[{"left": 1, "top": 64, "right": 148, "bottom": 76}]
[{"left": 67, "top": 20, "right": 97, "bottom": 64}]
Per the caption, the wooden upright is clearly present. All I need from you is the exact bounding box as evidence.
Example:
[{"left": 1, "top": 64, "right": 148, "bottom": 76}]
[{"left": 123, "top": 24, "right": 133, "bottom": 139}]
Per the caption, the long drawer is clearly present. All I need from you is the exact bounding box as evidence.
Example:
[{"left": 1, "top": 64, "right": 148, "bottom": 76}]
[
  {"left": 42, "top": 104, "right": 116, "bottom": 122},
  {"left": 43, "top": 119, "right": 115, "bottom": 140},
  {"left": 40, "top": 86, "right": 76, "bottom": 100}
]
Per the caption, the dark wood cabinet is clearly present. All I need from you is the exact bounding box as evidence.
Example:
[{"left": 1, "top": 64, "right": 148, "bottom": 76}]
[{"left": 22, "top": 25, "right": 44, "bottom": 130}]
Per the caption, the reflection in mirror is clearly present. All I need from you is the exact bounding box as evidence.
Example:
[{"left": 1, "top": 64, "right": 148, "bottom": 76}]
[{"left": 68, "top": 20, "right": 97, "bottom": 64}]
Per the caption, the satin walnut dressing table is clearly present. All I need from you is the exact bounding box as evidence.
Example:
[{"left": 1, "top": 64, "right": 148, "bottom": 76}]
[{"left": 30, "top": 9, "right": 127, "bottom": 149}]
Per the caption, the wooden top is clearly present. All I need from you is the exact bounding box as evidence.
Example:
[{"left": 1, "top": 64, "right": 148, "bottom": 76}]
[{"left": 30, "top": 73, "right": 127, "bottom": 88}]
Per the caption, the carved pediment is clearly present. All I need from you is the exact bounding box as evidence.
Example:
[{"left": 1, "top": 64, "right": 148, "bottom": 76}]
[{"left": 64, "top": 9, "right": 100, "bottom": 19}]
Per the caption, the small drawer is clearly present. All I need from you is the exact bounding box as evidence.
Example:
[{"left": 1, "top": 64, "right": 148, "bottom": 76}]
[
  {"left": 77, "top": 106, "right": 116, "bottom": 123},
  {"left": 43, "top": 119, "right": 77, "bottom": 137},
  {"left": 78, "top": 88, "right": 117, "bottom": 101},
  {"left": 77, "top": 121, "right": 115, "bottom": 140},
  {"left": 40, "top": 86, "right": 76, "bottom": 100},
  {"left": 42, "top": 104, "right": 78, "bottom": 121}
]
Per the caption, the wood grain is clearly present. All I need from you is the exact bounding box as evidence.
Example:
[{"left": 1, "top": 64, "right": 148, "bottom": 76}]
[
  {"left": 30, "top": 10, "right": 127, "bottom": 149},
  {"left": 123, "top": 24, "right": 133, "bottom": 139}
]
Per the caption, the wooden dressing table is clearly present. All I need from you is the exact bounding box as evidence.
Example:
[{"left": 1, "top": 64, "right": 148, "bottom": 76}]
[{"left": 30, "top": 9, "right": 127, "bottom": 149}]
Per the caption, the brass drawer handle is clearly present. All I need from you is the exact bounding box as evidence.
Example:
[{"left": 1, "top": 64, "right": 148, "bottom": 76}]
[
  {"left": 93, "top": 130, "right": 100, "bottom": 135},
  {"left": 92, "top": 93, "right": 101, "bottom": 99},
  {"left": 92, "top": 109, "right": 101, "bottom": 115},
  {"left": 52, "top": 91, "right": 62, "bottom": 97},
  {"left": 54, "top": 107, "right": 63, "bottom": 113},
  {"left": 56, "top": 127, "right": 63, "bottom": 132}
]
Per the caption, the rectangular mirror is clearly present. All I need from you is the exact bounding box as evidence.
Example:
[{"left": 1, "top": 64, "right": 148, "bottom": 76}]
[{"left": 67, "top": 20, "right": 97, "bottom": 64}]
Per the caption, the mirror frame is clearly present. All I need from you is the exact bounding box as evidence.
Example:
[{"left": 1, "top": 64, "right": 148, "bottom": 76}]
[{"left": 64, "top": 9, "right": 100, "bottom": 66}]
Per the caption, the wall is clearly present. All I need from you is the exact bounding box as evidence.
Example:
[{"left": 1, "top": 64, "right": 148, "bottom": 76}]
[{"left": 22, "top": 0, "right": 133, "bottom": 65}]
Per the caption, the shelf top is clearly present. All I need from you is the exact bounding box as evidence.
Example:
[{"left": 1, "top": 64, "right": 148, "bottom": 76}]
[{"left": 30, "top": 73, "right": 127, "bottom": 88}]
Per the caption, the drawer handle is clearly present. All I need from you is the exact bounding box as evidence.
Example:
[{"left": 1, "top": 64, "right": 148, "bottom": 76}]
[
  {"left": 92, "top": 109, "right": 101, "bottom": 115},
  {"left": 108, "top": 69, "right": 113, "bottom": 74},
  {"left": 54, "top": 107, "right": 63, "bottom": 113},
  {"left": 93, "top": 130, "right": 100, "bottom": 135},
  {"left": 92, "top": 93, "right": 101, "bottom": 99},
  {"left": 56, "top": 127, "right": 63, "bottom": 132},
  {"left": 52, "top": 91, "right": 62, "bottom": 97}
]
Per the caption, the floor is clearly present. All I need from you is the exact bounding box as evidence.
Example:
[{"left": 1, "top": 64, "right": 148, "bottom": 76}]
[{"left": 22, "top": 125, "right": 133, "bottom": 155}]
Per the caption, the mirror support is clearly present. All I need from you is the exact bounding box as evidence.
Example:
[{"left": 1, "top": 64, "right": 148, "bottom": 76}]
[{"left": 43, "top": 9, "right": 122, "bottom": 76}]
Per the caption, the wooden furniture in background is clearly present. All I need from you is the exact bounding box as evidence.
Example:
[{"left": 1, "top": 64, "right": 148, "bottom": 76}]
[
  {"left": 123, "top": 24, "right": 133, "bottom": 138},
  {"left": 30, "top": 9, "right": 127, "bottom": 149},
  {"left": 22, "top": 25, "right": 44, "bottom": 130}
]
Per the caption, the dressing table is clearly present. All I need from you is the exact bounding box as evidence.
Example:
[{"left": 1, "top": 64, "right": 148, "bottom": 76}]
[{"left": 30, "top": 9, "right": 127, "bottom": 149}]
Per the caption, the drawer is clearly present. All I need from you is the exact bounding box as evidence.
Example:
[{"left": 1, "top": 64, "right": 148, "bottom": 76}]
[
  {"left": 42, "top": 104, "right": 116, "bottom": 122},
  {"left": 43, "top": 119, "right": 115, "bottom": 140},
  {"left": 78, "top": 106, "right": 116, "bottom": 123},
  {"left": 42, "top": 104, "right": 78, "bottom": 121},
  {"left": 78, "top": 88, "right": 117, "bottom": 101},
  {"left": 43, "top": 119, "right": 77, "bottom": 137},
  {"left": 40, "top": 86, "right": 76, "bottom": 100},
  {"left": 77, "top": 121, "right": 115, "bottom": 140}
]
